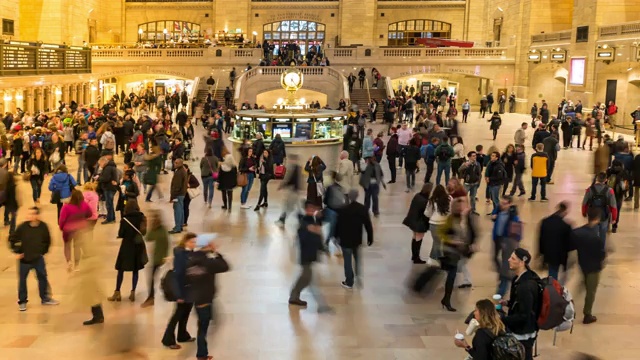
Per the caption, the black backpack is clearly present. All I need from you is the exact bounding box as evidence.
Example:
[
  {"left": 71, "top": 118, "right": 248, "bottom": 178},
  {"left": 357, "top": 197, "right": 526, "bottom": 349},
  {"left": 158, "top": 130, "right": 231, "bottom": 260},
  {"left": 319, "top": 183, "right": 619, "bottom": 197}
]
[
  {"left": 489, "top": 330, "right": 526, "bottom": 360},
  {"left": 492, "top": 162, "right": 508, "bottom": 184},
  {"left": 436, "top": 145, "right": 452, "bottom": 162},
  {"left": 161, "top": 269, "right": 178, "bottom": 302},
  {"left": 462, "top": 163, "right": 480, "bottom": 184},
  {"left": 587, "top": 185, "right": 610, "bottom": 221}
]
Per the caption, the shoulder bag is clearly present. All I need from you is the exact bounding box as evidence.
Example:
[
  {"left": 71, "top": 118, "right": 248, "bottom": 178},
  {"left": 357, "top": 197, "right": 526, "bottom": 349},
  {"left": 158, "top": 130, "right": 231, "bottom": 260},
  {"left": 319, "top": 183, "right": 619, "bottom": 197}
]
[{"left": 312, "top": 173, "right": 325, "bottom": 196}]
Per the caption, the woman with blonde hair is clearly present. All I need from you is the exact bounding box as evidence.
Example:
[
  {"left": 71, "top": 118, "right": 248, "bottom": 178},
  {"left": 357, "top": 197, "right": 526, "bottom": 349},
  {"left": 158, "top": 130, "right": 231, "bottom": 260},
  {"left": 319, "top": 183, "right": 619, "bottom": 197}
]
[
  {"left": 161, "top": 232, "right": 197, "bottom": 349},
  {"left": 454, "top": 298, "right": 508, "bottom": 359},
  {"left": 59, "top": 189, "right": 92, "bottom": 271}
]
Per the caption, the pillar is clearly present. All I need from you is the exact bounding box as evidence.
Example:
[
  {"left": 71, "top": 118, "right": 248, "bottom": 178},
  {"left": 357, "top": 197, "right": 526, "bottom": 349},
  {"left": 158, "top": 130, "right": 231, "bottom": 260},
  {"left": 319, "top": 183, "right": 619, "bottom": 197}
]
[
  {"left": 15, "top": 89, "right": 25, "bottom": 112},
  {"left": 339, "top": 0, "right": 376, "bottom": 46},
  {"left": 26, "top": 88, "right": 35, "bottom": 114}
]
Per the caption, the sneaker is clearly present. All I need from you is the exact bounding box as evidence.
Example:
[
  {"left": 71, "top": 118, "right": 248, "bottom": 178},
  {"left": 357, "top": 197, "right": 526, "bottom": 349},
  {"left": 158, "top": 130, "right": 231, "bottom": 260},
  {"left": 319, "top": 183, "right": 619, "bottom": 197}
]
[
  {"left": 42, "top": 299, "right": 60, "bottom": 305},
  {"left": 241, "top": 204, "right": 251, "bottom": 209},
  {"left": 18, "top": 303, "right": 26, "bottom": 311},
  {"left": 528, "top": 197, "right": 536, "bottom": 201},
  {"left": 457, "top": 283, "right": 472, "bottom": 289},
  {"left": 341, "top": 281, "right": 353, "bottom": 290},
  {"left": 612, "top": 227, "right": 617, "bottom": 233},
  {"left": 540, "top": 198, "right": 549, "bottom": 202},
  {"left": 288, "top": 299, "right": 308, "bottom": 307}
]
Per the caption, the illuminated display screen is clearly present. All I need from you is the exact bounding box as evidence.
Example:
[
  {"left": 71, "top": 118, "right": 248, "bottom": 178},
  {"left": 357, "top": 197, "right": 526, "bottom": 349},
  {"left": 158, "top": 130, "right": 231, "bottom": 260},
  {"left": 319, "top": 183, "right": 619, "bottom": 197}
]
[{"left": 570, "top": 58, "right": 586, "bottom": 86}]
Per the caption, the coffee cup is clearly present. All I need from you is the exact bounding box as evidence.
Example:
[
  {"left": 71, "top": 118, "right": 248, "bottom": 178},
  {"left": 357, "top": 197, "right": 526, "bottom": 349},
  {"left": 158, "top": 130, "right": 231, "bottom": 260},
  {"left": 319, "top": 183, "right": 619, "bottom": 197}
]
[
  {"left": 466, "top": 319, "right": 480, "bottom": 336},
  {"left": 454, "top": 333, "right": 465, "bottom": 341},
  {"left": 493, "top": 294, "right": 502, "bottom": 310}
]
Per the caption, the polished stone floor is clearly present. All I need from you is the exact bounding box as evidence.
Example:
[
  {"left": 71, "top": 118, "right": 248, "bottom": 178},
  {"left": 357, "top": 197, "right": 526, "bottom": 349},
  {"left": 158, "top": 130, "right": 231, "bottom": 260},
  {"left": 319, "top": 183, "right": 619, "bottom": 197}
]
[{"left": 0, "top": 112, "right": 638, "bottom": 360}]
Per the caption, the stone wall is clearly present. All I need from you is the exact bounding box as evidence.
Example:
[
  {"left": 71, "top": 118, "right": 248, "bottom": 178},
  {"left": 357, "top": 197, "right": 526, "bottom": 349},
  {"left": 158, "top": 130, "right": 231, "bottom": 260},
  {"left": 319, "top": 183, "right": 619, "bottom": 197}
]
[{"left": 1, "top": 0, "right": 20, "bottom": 40}]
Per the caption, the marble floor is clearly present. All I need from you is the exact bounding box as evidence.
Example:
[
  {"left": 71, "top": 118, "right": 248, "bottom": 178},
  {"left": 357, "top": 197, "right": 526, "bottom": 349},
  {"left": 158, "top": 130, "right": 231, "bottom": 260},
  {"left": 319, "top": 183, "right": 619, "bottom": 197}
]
[{"left": 0, "top": 112, "right": 638, "bottom": 360}]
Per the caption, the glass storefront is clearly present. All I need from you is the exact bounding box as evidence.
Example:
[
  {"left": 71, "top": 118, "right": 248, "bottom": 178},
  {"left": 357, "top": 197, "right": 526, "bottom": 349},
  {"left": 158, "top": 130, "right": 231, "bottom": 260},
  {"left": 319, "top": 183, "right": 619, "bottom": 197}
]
[
  {"left": 263, "top": 20, "right": 325, "bottom": 55},
  {"left": 232, "top": 114, "right": 344, "bottom": 143},
  {"left": 138, "top": 21, "right": 201, "bottom": 43}
]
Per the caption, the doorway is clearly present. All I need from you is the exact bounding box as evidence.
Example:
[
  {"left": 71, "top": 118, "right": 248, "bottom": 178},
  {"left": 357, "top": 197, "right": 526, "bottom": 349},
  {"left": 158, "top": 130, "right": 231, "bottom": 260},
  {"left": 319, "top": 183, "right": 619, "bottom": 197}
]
[{"left": 605, "top": 80, "right": 617, "bottom": 105}]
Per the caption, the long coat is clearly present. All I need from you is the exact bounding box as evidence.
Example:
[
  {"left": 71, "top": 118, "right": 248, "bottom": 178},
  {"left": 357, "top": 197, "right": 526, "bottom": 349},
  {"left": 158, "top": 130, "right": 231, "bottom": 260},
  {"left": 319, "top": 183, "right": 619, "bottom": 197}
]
[
  {"left": 114, "top": 211, "right": 148, "bottom": 271},
  {"left": 403, "top": 192, "right": 430, "bottom": 233},
  {"left": 538, "top": 213, "right": 573, "bottom": 267}
]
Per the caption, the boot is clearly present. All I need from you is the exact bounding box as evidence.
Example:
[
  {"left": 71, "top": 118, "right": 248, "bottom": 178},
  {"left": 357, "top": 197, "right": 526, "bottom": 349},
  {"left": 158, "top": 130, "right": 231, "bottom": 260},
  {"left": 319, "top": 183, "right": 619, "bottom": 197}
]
[
  {"left": 83, "top": 305, "right": 104, "bottom": 325},
  {"left": 412, "top": 239, "right": 426, "bottom": 264},
  {"left": 129, "top": 291, "right": 136, "bottom": 302},
  {"left": 107, "top": 290, "right": 121, "bottom": 302},
  {"left": 141, "top": 297, "right": 154, "bottom": 308}
]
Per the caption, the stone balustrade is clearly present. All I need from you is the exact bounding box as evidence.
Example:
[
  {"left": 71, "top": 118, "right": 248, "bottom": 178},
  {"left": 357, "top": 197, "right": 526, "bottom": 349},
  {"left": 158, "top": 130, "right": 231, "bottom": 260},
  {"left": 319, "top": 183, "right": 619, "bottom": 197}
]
[
  {"left": 599, "top": 21, "right": 640, "bottom": 38},
  {"left": 324, "top": 46, "right": 511, "bottom": 64},
  {"left": 530, "top": 31, "right": 572, "bottom": 44}
]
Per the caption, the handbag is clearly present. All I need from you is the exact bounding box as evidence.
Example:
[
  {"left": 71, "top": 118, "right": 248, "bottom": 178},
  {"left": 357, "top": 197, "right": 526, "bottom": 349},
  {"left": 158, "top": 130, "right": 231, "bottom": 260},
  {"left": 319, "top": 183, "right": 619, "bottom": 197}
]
[
  {"left": 312, "top": 173, "right": 325, "bottom": 196},
  {"left": 206, "top": 157, "right": 218, "bottom": 180},
  {"left": 187, "top": 187, "right": 201, "bottom": 199},
  {"left": 123, "top": 216, "right": 146, "bottom": 245},
  {"left": 22, "top": 171, "right": 31, "bottom": 181},
  {"left": 237, "top": 172, "right": 248, "bottom": 187}
]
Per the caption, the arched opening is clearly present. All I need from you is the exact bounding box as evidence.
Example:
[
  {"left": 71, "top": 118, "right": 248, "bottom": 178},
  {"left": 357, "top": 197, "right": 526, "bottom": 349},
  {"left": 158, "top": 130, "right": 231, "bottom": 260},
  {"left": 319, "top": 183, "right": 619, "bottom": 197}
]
[
  {"left": 138, "top": 21, "right": 201, "bottom": 43},
  {"left": 388, "top": 19, "right": 452, "bottom": 46},
  {"left": 263, "top": 20, "right": 326, "bottom": 55}
]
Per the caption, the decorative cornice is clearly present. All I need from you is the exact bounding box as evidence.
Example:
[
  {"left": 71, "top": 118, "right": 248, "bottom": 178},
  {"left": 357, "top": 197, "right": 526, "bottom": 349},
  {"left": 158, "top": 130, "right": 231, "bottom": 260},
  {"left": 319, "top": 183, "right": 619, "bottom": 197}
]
[
  {"left": 378, "top": 2, "right": 465, "bottom": 10},
  {"left": 251, "top": 4, "right": 339, "bottom": 10},
  {"left": 126, "top": 3, "right": 213, "bottom": 10}
]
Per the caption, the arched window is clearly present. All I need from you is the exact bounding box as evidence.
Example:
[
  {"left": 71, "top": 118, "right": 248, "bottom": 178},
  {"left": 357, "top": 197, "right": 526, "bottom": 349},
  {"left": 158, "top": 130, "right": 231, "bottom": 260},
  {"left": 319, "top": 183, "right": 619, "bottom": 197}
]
[
  {"left": 138, "top": 21, "right": 201, "bottom": 43},
  {"left": 388, "top": 20, "right": 451, "bottom": 46},
  {"left": 263, "top": 20, "right": 325, "bottom": 55}
]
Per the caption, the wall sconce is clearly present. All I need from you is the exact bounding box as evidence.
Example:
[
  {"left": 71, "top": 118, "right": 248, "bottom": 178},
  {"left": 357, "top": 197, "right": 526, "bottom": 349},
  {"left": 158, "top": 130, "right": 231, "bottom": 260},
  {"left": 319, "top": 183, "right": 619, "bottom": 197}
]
[
  {"left": 527, "top": 50, "right": 541, "bottom": 63},
  {"left": 596, "top": 45, "right": 614, "bottom": 63},
  {"left": 3, "top": 95, "right": 12, "bottom": 102},
  {"left": 55, "top": 89, "right": 62, "bottom": 95},
  {"left": 550, "top": 48, "right": 566, "bottom": 63},
  {"left": 15, "top": 93, "right": 24, "bottom": 100},
  {"left": 91, "top": 86, "right": 97, "bottom": 91}
]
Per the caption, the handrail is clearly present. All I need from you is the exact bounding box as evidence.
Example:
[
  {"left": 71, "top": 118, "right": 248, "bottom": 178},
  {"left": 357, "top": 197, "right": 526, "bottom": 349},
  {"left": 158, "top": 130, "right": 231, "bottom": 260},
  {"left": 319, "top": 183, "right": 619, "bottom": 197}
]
[
  {"left": 364, "top": 78, "right": 372, "bottom": 105},
  {"left": 213, "top": 78, "right": 219, "bottom": 102}
]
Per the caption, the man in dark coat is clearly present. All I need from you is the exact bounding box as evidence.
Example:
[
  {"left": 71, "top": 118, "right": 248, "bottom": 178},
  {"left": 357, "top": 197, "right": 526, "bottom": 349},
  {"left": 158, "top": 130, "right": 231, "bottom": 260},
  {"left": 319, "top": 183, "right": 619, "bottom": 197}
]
[
  {"left": 98, "top": 155, "right": 119, "bottom": 224},
  {"left": 538, "top": 201, "right": 573, "bottom": 283},
  {"left": 335, "top": 189, "right": 373, "bottom": 289},
  {"left": 169, "top": 159, "right": 188, "bottom": 234}
]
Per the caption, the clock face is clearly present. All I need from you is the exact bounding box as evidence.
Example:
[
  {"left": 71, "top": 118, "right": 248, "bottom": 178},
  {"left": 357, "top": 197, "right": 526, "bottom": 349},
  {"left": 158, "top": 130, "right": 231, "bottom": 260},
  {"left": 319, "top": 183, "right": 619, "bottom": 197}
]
[{"left": 284, "top": 72, "right": 300, "bottom": 88}]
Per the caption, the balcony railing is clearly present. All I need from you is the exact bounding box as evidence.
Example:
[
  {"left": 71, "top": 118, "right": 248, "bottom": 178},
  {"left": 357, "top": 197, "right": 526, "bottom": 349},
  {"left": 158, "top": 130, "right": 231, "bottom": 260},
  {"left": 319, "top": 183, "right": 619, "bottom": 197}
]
[
  {"left": 325, "top": 46, "right": 509, "bottom": 61},
  {"left": 530, "top": 31, "right": 572, "bottom": 44},
  {"left": 600, "top": 21, "right": 640, "bottom": 38},
  {"left": 92, "top": 47, "right": 261, "bottom": 61}
]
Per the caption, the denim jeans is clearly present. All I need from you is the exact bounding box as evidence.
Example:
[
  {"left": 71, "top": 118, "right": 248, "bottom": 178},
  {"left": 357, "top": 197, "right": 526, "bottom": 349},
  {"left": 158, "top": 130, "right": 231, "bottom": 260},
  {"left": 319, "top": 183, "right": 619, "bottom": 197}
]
[
  {"left": 104, "top": 190, "right": 116, "bottom": 222},
  {"left": 18, "top": 256, "right": 50, "bottom": 304},
  {"left": 398, "top": 145, "right": 407, "bottom": 168},
  {"left": 172, "top": 195, "right": 185, "bottom": 231},
  {"left": 509, "top": 171, "right": 525, "bottom": 195},
  {"left": 240, "top": 173, "right": 255, "bottom": 204},
  {"left": 488, "top": 185, "right": 501, "bottom": 213},
  {"left": 464, "top": 183, "right": 479, "bottom": 211},
  {"left": 195, "top": 304, "right": 212, "bottom": 358},
  {"left": 202, "top": 176, "right": 215, "bottom": 204},
  {"left": 425, "top": 158, "right": 435, "bottom": 182},
  {"left": 4, "top": 208, "right": 16, "bottom": 234},
  {"left": 12, "top": 155, "right": 20, "bottom": 173},
  {"left": 531, "top": 177, "right": 546, "bottom": 199},
  {"left": 436, "top": 161, "right": 451, "bottom": 186},
  {"left": 77, "top": 159, "right": 89, "bottom": 184},
  {"left": 497, "top": 276, "right": 510, "bottom": 297},
  {"left": 323, "top": 208, "right": 338, "bottom": 245},
  {"left": 136, "top": 170, "right": 146, "bottom": 190},
  {"left": 405, "top": 169, "right": 416, "bottom": 189},
  {"left": 597, "top": 220, "right": 608, "bottom": 250},
  {"left": 342, "top": 246, "right": 360, "bottom": 286},
  {"left": 30, "top": 178, "right": 43, "bottom": 202},
  {"left": 364, "top": 183, "right": 380, "bottom": 215}
]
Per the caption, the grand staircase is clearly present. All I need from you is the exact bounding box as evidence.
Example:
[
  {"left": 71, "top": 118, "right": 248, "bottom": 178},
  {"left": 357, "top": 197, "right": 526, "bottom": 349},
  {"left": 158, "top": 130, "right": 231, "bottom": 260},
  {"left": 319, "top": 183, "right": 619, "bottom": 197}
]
[
  {"left": 195, "top": 79, "right": 233, "bottom": 108},
  {"left": 349, "top": 88, "right": 388, "bottom": 120}
]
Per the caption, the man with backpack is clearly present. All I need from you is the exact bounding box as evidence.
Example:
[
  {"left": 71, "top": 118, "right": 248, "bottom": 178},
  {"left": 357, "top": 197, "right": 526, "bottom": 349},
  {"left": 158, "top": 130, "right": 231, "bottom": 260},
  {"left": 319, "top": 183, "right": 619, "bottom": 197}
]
[
  {"left": 434, "top": 136, "right": 454, "bottom": 185},
  {"left": 502, "top": 248, "right": 541, "bottom": 360},
  {"left": 581, "top": 172, "right": 617, "bottom": 248},
  {"left": 485, "top": 151, "right": 508, "bottom": 214},
  {"left": 571, "top": 207, "right": 606, "bottom": 325},
  {"left": 458, "top": 151, "right": 482, "bottom": 214}
]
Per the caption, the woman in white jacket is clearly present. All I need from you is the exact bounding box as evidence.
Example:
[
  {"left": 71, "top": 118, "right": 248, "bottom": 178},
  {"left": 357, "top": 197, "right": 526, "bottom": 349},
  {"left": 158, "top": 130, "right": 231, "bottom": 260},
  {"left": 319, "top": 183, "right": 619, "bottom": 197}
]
[
  {"left": 451, "top": 136, "right": 465, "bottom": 178},
  {"left": 335, "top": 151, "right": 354, "bottom": 191},
  {"left": 425, "top": 184, "right": 451, "bottom": 263}
]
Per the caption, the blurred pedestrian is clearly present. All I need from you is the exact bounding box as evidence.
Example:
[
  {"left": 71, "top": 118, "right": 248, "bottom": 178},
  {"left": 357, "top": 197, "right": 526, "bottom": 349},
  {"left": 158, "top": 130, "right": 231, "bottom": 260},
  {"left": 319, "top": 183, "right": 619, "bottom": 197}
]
[{"left": 141, "top": 210, "right": 170, "bottom": 308}]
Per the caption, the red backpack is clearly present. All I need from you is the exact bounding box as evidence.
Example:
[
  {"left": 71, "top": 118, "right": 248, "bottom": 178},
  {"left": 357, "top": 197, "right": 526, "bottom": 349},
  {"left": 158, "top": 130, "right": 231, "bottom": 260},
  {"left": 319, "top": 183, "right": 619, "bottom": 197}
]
[{"left": 536, "top": 276, "right": 569, "bottom": 330}]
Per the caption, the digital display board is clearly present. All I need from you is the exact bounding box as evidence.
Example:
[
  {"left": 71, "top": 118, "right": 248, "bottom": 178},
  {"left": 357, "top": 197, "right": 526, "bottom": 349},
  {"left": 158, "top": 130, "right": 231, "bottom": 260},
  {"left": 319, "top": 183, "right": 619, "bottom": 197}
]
[
  {"left": 38, "top": 47, "right": 65, "bottom": 69},
  {"left": 65, "top": 50, "right": 89, "bottom": 69}
]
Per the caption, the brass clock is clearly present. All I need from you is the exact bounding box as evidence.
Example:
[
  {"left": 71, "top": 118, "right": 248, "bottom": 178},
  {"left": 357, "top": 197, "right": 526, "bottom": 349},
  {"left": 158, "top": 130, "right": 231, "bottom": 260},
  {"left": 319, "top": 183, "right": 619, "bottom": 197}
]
[{"left": 281, "top": 67, "right": 304, "bottom": 91}]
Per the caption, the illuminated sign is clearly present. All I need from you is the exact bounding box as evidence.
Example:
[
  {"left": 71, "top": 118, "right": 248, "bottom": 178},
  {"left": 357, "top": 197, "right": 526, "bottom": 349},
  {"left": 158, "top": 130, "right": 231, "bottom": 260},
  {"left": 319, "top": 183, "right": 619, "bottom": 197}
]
[{"left": 570, "top": 58, "right": 586, "bottom": 86}]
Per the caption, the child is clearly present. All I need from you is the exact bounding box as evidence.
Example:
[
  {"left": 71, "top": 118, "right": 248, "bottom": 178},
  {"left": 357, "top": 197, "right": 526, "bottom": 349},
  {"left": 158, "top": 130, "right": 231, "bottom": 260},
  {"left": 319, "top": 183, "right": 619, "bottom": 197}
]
[{"left": 141, "top": 210, "right": 169, "bottom": 308}]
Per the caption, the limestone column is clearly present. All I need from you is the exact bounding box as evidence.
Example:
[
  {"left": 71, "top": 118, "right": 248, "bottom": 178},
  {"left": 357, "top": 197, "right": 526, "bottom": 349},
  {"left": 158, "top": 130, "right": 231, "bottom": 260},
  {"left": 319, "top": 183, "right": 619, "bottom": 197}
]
[
  {"left": 26, "top": 88, "right": 35, "bottom": 114},
  {"left": 0, "top": 90, "right": 5, "bottom": 114},
  {"left": 15, "top": 89, "right": 25, "bottom": 112}
]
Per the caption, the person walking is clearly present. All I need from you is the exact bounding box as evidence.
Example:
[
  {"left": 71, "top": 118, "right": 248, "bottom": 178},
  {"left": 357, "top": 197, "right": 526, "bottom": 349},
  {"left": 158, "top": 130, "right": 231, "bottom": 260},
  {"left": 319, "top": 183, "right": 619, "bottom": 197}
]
[
  {"left": 485, "top": 151, "right": 507, "bottom": 214},
  {"left": 461, "top": 99, "right": 470, "bottom": 123},
  {"left": 502, "top": 248, "right": 541, "bottom": 360},
  {"left": 183, "top": 164, "right": 200, "bottom": 227},
  {"left": 543, "top": 133, "right": 559, "bottom": 184},
  {"left": 359, "top": 156, "right": 385, "bottom": 216},
  {"left": 239, "top": 148, "right": 257, "bottom": 209},
  {"left": 335, "top": 189, "right": 373, "bottom": 289},
  {"left": 632, "top": 152, "right": 640, "bottom": 210},
  {"left": 458, "top": 151, "right": 481, "bottom": 214},
  {"left": 500, "top": 144, "right": 517, "bottom": 196},
  {"left": 218, "top": 152, "right": 238, "bottom": 211},
  {"left": 425, "top": 184, "right": 450, "bottom": 263},
  {"left": 606, "top": 159, "right": 628, "bottom": 233},
  {"left": 572, "top": 208, "right": 606, "bottom": 325},
  {"left": 255, "top": 149, "right": 274, "bottom": 211},
  {"left": 10, "top": 207, "right": 60, "bottom": 311},
  {"left": 141, "top": 210, "right": 169, "bottom": 308},
  {"left": 162, "top": 233, "right": 196, "bottom": 349},
  {"left": 144, "top": 146, "right": 164, "bottom": 202},
  {"left": 434, "top": 136, "right": 454, "bottom": 185},
  {"left": 508, "top": 145, "right": 526, "bottom": 197},
  {"left": 514, "top": 122, "right": 528, "bottom": 148},
  {"left": 336, "top": 150, "right": 354, "bottom": 191},
  {"left": 581, "top": 172, "right": 617, "bottom": 248},
  {"left": 397, "top": 123, "right": 412, "bottom": 168},
  {"left": 288, "top": 201, "right": 332, "bottom": 313},
  {"left": 48, "top": 164, "right": 78, "bottom": 220},
  {"left": 58, "top": 189, "right": 93, "bottom": 272},
  {"left": 199, "top": 147, "right": 219, "bottom": 208},
  {"left": 492, "top": 196, "right": 521, "bottom": 296},
  {"left": 107, "top": 200, "right": 148, "bottom": 303},
  {"left": 538, "top": 201, "right": 573, "bottom": 284},
  {"left": 187, "top": 235, "right": 230, "bottom": 360},
  {"left": 98, "top": 155, "right": 118, "bottom": 224},
  {"left": 528, "top": 143, "right": 549, "bottom": 202},
  {"left": 403, "top": 183, "right": 433, "bottom": 264},
  {"left": 385, "top": 128, "right": 399, "bottom": 183},
  {"left": 305, "top": 155, "right": 326, "bottom": 207},
  {"left": 403, "top": 137, "right": 421, "bottom": 192},
  {"left": 488, "top": 112, "right": 501, "bottom": 140},
  {"left": 169, "top": 159, "right": 188, "bottom": 234},
  {"left": 27, "top": 148, "right": 48, "bottom": 204},
  {"left": 451, "top": 136, "right": 465, "bottom": 178},
  {"left": 276, "top": 154, "right": 302, "bottom": 226},
  {"left": 269, "top": 133, "right": 286, "bottom": 166}
]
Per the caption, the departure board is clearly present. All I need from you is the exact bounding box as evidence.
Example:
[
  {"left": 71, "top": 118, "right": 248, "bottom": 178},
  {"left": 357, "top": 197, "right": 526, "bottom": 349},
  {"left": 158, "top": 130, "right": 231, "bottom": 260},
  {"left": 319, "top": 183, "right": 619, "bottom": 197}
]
[
  {"left": 38, "top": 45, "right": 65, "bottom": 69},
  {"left": 66, "top": 48, "right": 89, "bottom": 69},
  {"left": 2, "top": 44, "right": 37, "bottom": 70}
]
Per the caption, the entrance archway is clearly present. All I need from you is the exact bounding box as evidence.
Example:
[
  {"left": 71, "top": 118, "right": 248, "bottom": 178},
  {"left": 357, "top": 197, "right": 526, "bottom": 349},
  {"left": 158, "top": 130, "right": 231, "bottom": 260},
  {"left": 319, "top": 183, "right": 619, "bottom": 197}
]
[{"left": 263, "top": 20, "right": 325, "bottom": 55}]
